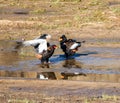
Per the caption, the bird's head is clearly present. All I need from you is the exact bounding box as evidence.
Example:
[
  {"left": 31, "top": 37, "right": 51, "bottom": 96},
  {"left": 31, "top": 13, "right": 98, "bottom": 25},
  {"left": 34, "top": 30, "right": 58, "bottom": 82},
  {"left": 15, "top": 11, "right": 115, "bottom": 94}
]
[
  {"left": 40, "top": 34, "right": 51, "bottom": 40},
  {"left": 52, "top": 45, "right": 58, "bottom": 49},
  {"left": 59, "top": 35, "right": 67, "bottom": 42}
]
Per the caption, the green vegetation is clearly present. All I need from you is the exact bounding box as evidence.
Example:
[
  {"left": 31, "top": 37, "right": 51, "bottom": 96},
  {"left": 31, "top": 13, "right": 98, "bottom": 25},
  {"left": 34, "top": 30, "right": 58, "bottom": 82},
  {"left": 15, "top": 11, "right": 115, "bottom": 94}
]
[
  {"left": 0, "top": 0, "right": 120, "bottom": 41},
  {"left": 89, "top": 0, "right": 103, "bottom": 6},
  {"left": 30, "top": 8, "right": 46, "bottom": 14},
  {"left": 110, "top": 7, "right": 120, "bottom": 16},
  {"left": 8, "top": 99, "right": 36, "bottom": 103},
  {"left": 74, "top": 10, "right": 106, "bottom": 23},
  {"left": 7, "top": 95, "right": 119, "bottom": 103},
  {"left": 83, "top": 95, "right": 119, "bottom": 103}
]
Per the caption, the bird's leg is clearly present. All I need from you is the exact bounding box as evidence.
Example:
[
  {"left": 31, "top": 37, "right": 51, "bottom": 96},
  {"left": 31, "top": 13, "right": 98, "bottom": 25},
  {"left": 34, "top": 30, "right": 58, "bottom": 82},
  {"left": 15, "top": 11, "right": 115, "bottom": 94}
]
[
  {"left": 65, "top": 53, "right": 69, "bottom": 58},
  {"left": 42, "top": 59, "right": 49, "bottom": 68},
  {"left": 41, "top": 59, "right": 46, "bottom": 68},
  {"left": 41, "top": 59, "right": 44, "bottom": 64},
  {"left": 45, "top": 62, "right": 50, "bottom": 68},
  {"left": 46, "top": 58, "right": 49, "bottom": 63}
]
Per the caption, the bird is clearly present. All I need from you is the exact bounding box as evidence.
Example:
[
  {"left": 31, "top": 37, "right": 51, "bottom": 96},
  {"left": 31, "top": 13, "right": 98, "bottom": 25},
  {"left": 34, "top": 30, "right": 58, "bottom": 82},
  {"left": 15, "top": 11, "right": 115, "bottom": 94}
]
[
  {"left": 59, "top": 35, "right": 68, "bottom": 55},
  {"left": 59, "top": 35, "right": 85, "bottom": 57},
  {"left": 41, "top": 44, "right": 57, "bottom": 64},
  {"left": 20, "top": 34, "right": 55, "bottom": 61},
  {"left": 22, "top": 34, "right": 57, "bottom": 64},
  {"left": 23, "top": 34, "right": 51, "bottom": 54}
]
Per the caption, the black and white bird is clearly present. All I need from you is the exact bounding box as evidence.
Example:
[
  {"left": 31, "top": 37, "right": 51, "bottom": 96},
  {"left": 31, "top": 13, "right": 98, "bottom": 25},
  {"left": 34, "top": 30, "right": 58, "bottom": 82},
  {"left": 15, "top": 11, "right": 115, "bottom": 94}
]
[
  {"left": 23, "top": 34, "right": 51, "bottom": 54},
  {"left": 59, "top": 35, "right": 85, "bottom": 57},
  {"left": 22, "top": 34, "right": 57, "bottom": 63}
]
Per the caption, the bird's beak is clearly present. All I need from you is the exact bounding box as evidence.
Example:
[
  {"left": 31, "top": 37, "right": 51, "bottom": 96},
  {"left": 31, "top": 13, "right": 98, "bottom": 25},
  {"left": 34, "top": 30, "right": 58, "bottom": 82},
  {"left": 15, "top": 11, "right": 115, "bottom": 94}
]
[{"left": 59, "top": 38, "right": 62, "bottom": 41}]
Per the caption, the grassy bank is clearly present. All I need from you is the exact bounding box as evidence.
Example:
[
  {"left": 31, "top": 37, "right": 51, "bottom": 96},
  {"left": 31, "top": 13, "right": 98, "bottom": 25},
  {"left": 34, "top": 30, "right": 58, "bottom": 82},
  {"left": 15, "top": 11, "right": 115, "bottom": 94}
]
[{"left": 0, "top": 0, "right": 120, "bottom": 41}]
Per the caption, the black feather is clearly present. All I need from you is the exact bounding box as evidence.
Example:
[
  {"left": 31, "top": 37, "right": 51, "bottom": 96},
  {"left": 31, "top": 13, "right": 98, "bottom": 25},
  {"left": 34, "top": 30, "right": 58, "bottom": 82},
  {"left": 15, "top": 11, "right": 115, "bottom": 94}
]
[
  {"left": 59, "top": 35, "right": 85, "bottom": 57},
  {"left": 41, "top": 45, "right": 57, "bottom": 63}
]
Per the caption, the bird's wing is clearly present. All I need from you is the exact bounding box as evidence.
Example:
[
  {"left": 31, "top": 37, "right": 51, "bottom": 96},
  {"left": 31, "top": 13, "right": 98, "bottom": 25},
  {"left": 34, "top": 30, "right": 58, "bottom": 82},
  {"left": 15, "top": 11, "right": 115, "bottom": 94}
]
[
  {"left": 70, "top": 42, "right": 80, "bottom": 49},
  {"left": 34, "top": 36, "right": 41, "bottom": 40},
  {"left": 23, "top": 39, "right": 46, "bottom": 47},
  {"left": 38, "top": 40, "right": 47, "bottom": 53}
]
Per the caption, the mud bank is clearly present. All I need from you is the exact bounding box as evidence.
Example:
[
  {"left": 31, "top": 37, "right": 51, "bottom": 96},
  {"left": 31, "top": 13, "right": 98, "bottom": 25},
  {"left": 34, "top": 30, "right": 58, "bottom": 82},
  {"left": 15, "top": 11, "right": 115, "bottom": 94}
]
[{"left": 0, "top": 79, "right": 120, "bottom": 103}]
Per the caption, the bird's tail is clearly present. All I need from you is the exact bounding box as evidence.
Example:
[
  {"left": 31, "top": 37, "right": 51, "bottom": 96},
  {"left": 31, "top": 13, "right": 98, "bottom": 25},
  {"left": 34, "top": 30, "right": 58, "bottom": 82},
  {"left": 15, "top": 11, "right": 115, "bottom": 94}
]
[
  {"left": 77, "top": 40, "right": 85, "bottom": 44},
  {"left": 81, "top": 40, "right": 86, "bottom": 43}
]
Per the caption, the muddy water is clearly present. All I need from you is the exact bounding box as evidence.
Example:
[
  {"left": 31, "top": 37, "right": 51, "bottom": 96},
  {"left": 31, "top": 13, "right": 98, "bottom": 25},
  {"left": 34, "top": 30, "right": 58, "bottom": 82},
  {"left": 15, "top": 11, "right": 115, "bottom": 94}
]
[{"left": 0, "top": 40, "right": 120, "bottom": 82}]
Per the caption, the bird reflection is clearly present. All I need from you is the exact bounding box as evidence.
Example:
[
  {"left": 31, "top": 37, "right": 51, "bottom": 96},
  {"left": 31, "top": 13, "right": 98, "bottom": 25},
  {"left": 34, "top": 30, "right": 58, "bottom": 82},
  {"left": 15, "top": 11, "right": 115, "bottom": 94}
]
[
  {"left": 38, "top": 72, "right": 56, "bottom": 79},
  {"left": 63, "top": 58, "right": 83, "bottom": 69}
]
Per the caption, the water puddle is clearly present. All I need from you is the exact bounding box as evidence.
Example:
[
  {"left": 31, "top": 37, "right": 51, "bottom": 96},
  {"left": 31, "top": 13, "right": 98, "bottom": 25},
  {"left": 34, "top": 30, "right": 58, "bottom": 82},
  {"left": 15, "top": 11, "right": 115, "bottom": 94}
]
[
  {"left": 0, "top": 70, "right": 119, "bottom": 82},
  {"left": 0, "top": 40, "right": 120, "bottom": 82}
]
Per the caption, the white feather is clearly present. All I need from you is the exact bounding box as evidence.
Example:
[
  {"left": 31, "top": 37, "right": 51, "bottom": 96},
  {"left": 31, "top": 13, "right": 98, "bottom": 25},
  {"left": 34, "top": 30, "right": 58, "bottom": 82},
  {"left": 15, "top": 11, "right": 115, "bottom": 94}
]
[
  {"left": 38, "top": 40, "right": 47, "bottom": 53},
  {"left": 23, "top": 39, "right": 45, "bottom": 46},
  {"left": 70, "top": 43, "right": 79, "bottom": 49},
  {"left": 46, "top": 34, "right": 51, "bottom": 39},
  {"left": 23, "top": 39, "right": 47, "bottom": 53}
]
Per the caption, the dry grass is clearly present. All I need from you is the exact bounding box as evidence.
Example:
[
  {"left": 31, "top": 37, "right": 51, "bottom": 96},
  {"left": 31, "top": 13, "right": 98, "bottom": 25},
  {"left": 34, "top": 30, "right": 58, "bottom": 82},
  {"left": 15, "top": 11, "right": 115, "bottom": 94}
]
[
  {"left": 7, "top": 95, "right": 119, "bottom": 103},
  {"left": 0, "top": 79, "right": 120, "bottom": 103},
  {"left": 0, "top": 0, "right": 120, "bottom": 44}
]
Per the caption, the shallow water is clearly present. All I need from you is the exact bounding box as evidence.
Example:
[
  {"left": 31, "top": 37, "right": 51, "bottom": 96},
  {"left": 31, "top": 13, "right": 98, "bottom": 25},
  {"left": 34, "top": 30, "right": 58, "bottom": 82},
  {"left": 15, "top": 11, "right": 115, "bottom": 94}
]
[{"left": 0, "top": 40, "right": 120, "bottom": 82}]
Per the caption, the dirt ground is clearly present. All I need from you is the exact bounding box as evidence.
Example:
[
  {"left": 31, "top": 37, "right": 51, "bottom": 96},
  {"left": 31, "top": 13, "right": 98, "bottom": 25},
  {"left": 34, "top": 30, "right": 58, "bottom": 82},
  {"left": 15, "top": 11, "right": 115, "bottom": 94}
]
[
  {"left": 0, "top": 78, "right": 120, "bottom": 103},
  {"left": 0, "top": 0, "right": 120, "bottom": 103}
]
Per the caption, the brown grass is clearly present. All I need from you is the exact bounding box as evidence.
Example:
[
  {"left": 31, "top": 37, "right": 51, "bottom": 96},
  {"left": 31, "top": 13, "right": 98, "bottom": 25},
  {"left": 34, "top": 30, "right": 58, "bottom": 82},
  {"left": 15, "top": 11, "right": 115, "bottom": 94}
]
[
  {"left": 0, "top": 0, "right": 120, "bottom": 43},
  {"left": 0, "top": 79, "right": 120, "bottom": 103}
]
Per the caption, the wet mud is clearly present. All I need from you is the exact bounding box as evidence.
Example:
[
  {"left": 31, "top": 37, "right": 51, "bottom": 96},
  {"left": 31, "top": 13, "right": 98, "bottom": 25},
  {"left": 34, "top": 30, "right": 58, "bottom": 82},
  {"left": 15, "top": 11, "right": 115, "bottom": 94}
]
[{"left": 0, "top": 40, "right": 120, "bottom": 82}]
